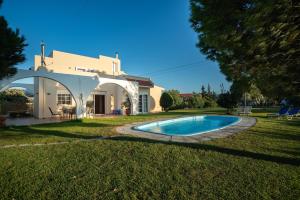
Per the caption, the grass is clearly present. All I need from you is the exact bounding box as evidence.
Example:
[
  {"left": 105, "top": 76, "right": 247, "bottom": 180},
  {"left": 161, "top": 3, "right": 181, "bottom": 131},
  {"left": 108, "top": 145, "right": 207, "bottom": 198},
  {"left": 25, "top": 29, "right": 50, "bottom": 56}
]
[
  {"left": 0, "top": 108, "right": 299, "bottom": 199},
  {"left": 0, "top": 108, "right": 226, "bottom": 146}
]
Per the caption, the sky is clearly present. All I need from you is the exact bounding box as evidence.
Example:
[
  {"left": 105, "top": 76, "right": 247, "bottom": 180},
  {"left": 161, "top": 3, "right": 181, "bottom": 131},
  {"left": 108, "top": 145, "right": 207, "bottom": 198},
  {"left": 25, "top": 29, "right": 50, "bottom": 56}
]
[{"left": 1, "top": 0, "right": 230, "bottom": 93}]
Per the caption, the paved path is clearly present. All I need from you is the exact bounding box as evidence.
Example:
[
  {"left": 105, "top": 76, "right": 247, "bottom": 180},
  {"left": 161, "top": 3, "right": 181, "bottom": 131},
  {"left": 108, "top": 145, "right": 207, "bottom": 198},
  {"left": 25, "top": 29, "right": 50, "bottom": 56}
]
[{"left": 116, "top": 116, "right": 256, "bottom": 143}]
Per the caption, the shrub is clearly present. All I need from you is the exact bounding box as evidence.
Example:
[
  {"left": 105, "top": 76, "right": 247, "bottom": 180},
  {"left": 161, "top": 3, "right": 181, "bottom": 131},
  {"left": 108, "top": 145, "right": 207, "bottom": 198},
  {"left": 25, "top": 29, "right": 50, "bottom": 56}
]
[
  {"left": 217, "top": 92, "right": 238, "bottom": 114},
  {"left": 187, "top": 94, "right": 204, "bottom": 108},
  {"left": 0, "top": 89, "right": 30, "bottom": 115},
  {"left": 203, "top": 97, "right": 218, "bottom": 108},
  {"left": 167, "top": 90, "right": 183, "bottom": 110},
  {"left": 160, "top": 92, "right": 174, "bottom": 112},
  {"left": 0, "top": 89, "right": 28, "bottom": 103}
]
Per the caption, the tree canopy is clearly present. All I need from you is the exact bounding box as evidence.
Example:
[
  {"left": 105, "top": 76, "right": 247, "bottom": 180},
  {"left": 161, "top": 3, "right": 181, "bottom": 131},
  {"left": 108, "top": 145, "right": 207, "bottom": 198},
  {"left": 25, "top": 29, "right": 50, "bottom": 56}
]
[
  {"left": 0, "top": 0, "right": 27, "bottom": 80},
  {"left": 167, "top": 89, "right": 183, "bottom": 109},
  {"left": 0, "top": 89, "right": 28, "bottom": 103},
  {"left": 190, "top": 0, "right": 300, "bottom": 100},
  {"left": 160, "top": 92, "right": 174, "bottom": 112}
]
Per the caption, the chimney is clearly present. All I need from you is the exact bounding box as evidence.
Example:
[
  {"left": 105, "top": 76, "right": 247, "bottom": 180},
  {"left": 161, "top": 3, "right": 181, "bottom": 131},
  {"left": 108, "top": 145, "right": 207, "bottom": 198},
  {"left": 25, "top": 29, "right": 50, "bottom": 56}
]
[
  {"left": 115, "top": 52, "right": 119, "bottom": 59},
  {"left": 41, "top": 41, "right": 46, "bottom": 67}
]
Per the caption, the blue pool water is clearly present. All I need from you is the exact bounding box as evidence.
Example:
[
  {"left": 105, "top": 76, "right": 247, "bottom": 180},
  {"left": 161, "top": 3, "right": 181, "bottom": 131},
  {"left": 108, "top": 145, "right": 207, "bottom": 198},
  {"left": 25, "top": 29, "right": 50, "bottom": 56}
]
[{"left": 134, "top": 115, "right": 240, "bottom": 136}]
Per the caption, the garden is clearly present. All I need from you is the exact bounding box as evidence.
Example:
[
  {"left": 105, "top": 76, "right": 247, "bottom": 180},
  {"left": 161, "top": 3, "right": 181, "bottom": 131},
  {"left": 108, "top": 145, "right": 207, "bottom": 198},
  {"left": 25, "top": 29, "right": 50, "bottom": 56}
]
[{"left": 0, "top": 108, "right": 299, "bottom": 199}]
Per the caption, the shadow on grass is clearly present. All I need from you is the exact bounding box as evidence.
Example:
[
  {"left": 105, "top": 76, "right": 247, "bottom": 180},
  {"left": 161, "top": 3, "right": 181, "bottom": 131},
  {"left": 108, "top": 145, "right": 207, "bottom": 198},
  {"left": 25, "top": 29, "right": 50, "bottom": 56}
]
[
  {"left": 278, "top": 119, "right": 300, "bottom": 127},
  {"left": 108, "top": 136, "right": 300, "bottom": 166},
  {"left": 247, "top": 128, "right": 300, "bottom": 141},
  {"left": 0, "top": 120, "right": 114, "bottom": 140},
  {"left": 258, "top": 117, "right": 300, "bottom": 127},
  {"left": 269, "top": 148, "right": 300, "bottom": 157},
  {"left": 29, "top": 119, "right": 111, "bottom": 128}
]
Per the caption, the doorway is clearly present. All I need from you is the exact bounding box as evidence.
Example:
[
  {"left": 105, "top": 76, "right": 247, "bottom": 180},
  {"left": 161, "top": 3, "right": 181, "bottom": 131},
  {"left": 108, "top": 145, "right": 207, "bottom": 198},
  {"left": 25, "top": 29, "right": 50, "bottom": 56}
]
[{"left": 94, "top": 95, "right": 105, "bottom": 114}]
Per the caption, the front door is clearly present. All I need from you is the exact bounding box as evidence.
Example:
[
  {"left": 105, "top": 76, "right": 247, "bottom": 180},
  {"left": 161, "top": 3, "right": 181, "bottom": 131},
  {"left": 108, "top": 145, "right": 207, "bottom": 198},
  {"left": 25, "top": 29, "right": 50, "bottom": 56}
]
[{"left": 94, "top": 95, "right": 105, "bottom": 114}]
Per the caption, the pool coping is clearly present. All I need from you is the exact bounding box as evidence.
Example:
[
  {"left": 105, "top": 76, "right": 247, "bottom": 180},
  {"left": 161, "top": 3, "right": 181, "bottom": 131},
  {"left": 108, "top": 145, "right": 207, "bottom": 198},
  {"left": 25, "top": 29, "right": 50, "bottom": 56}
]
[{"left": 116, "top": 115, "right": 256, "bottom": 143}]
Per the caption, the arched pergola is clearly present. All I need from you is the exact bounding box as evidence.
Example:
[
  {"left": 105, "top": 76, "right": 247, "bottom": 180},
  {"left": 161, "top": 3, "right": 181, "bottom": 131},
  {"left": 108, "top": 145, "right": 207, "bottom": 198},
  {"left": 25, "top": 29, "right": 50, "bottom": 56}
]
[
  {"left": 97, "top": 75, "right": 139, "bottom": 115},
  {"left": 0, "top": 69, "right": 139, "bottom": 118},
  {"left": 0, "top": 69, "right": 99, "bottom": 118}
]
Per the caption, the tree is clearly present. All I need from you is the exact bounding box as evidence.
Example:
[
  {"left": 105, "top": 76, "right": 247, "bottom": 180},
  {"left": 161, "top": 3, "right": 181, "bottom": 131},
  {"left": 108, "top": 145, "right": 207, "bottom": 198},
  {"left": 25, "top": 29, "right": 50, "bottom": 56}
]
[
  {"left": 203, "top": 96, "right": 218, "bottom": 108},
  {"left": 207, "top": 84, "right": 211, "bottom": 96},
  {"left": 167, "top": 89, "right": 183, "bottom": 109},
  {"left": 190, "top": 0, "right": 300, "bottom": 99},
  {"left": 201, "top": 85, "right": 206, "bottom": 97},
  {"left": 217, "top": 92, "right": 238, "bottom": 114},
  {"left": 160, "top": 92, "right": 174, "bottom": 112},
  {"left": 229, "top": 78, "right": 252, "bottom": 104},
  {"left": 246, "top": 84, "right": 266, "bottom": 106},
  {"left": 220, "top": 83, "right": 225, "bottom": 94},
  {"left": 210, "top": 90, "right": 218, "bottom": 101},
  {"left": 0, "top": 89, "right": 29, "bottom": 114},
  {"left": 0, "top": 89, "right": 28, "bottom": 103},
  {"left": 187, "top": 93, "right": 204, "bottom": 108},
  {"left": 0, "top": 0, "right": 27, "bottom": 80}
]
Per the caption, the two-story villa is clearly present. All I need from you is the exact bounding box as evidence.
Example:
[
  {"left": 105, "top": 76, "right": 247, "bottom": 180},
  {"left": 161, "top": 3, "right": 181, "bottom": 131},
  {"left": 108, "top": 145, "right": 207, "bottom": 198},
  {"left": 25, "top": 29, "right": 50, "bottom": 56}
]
[{"left": 0, "top": 48, "right": 164, "bottom": 119}]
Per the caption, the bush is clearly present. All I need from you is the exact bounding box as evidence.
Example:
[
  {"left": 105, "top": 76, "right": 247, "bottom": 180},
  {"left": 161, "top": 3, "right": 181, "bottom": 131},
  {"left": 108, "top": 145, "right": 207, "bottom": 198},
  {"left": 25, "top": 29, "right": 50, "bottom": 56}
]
[
  {"left": 217, "top": 92, "right": 238, "bottom": 113},
  {"left": 0, "top": 89, "right": 30, "bottom": 115},
  {"left": 203, "top": 97, "right": 218, "bottom": 108},
  {"left": 160, "top": 92, "right": 174, "bottom": 112},
  {"left": 167, "top": 90, "right": 183, "bottom": 110},
  {"left": 187, "top": 94, "right": 205, "bottom": 108},
  {"left": 0, "top": 89, "right": 28, "bottom": 103}
]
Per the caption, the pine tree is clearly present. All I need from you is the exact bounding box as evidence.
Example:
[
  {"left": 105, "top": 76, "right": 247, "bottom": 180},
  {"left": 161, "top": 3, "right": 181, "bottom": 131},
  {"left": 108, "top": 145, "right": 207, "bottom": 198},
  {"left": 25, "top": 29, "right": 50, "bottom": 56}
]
[
  {"left": 0, "top": 0, "right": 27, "bottom": 80},
  {"left": 190, "top": 0, "right": 300, "bottom": 98},
  {"left": 207, "top": 84, "right": 211, "bottom": 96},
  {"left": 201, "top": 85, "right": 206, "bottom": 97}
]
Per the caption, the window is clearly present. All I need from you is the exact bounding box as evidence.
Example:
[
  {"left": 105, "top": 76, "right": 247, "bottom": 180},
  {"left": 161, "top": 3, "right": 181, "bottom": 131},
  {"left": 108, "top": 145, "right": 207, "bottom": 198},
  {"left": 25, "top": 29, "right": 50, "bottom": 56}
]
[
  {"left": 75, "top": 67, "right": 86, "bottom": 72},
  {"left": 75, "top": 67, "right": 96, "bottom": 72},
  {"left": 143, "top": 95, "right": 148, "bottom": 112},
  {"left": 139, "top": 95, "right": 143, "bottom": 112},
  {"left": 57, "top": 94, "right": 72, "bottom": 105},
  {"left": 139, "top": 94, "right": 148, "bottom": 113}
]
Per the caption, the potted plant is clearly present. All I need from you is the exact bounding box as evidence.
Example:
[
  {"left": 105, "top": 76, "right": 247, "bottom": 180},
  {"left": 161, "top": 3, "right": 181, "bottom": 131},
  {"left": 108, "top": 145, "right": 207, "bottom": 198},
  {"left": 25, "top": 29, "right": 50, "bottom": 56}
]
[
  {"left": 121, "top": 96, "right": 131, "bottom": 115},
  {"left": 86, "top": 100, "right": 94, "bottom": 114}
]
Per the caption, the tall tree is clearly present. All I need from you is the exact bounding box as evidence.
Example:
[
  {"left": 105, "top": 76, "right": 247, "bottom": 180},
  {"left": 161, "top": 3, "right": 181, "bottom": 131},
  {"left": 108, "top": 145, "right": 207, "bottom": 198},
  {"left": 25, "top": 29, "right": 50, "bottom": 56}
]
[
  {"left": 207, "top": 84, "right": 211, "bottom": 96},
  {"left": 0, "top": 0, "right": 27, "bottom": 80},
  {"left": 220, "top": 83, "right": 225, "bottom": 94},
  {"left": 201, "top": 85, "right": 206, "bottom": 96},
  {"left": 190, "top": 0, "right": 300, "bottom": 100}
]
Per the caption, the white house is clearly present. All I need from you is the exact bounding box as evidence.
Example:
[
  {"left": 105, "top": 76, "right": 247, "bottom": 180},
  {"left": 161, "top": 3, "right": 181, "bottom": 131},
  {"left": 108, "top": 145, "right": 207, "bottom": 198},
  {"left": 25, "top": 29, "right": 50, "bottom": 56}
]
[{"left": 0, "top": 49, "right": 164, "bottom": 118}]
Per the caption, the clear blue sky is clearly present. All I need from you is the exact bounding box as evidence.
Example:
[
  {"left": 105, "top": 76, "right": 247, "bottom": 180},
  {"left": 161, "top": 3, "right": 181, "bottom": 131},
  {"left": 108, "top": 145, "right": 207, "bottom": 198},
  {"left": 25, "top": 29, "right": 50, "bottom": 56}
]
[{"left": 1, "top": 0, "right": 230, "bottom": 93}]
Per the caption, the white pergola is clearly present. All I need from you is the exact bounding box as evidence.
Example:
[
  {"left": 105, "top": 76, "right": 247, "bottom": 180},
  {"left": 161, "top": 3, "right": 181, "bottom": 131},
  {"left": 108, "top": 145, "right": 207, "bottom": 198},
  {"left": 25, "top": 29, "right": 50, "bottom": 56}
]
[{"left": 0, "top": 69, "right": 139, "bottom": 118}]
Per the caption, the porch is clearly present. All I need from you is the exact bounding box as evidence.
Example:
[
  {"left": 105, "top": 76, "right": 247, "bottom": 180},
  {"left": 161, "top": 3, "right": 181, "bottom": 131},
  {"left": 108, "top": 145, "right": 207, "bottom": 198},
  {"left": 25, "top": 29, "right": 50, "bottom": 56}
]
[
  {"left": 0, "top": 69, "right": 140, "bottom": 120},
  {"left": 85, "top": 83, "right": 133, "bottom": 117}
]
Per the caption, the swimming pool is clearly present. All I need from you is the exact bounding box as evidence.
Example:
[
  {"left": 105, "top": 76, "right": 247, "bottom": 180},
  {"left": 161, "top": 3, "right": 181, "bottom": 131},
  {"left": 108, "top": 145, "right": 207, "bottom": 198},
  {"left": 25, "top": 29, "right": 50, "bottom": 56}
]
[{"left": 134, "top": 115, "right": 241, "bottom": 136}]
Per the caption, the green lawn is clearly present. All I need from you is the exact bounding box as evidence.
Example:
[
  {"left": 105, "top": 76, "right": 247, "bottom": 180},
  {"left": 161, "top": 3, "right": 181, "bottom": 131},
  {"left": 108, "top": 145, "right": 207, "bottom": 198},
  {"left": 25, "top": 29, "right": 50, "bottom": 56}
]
[{"left": 0, "top": 108, "right": 299, "bottom": 199}]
